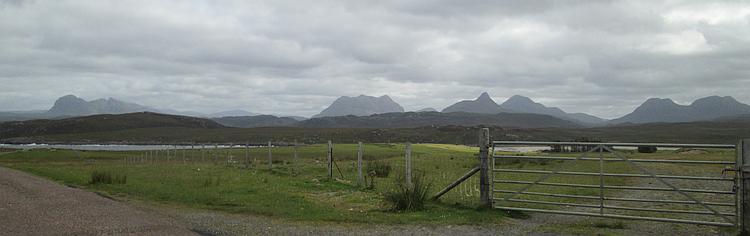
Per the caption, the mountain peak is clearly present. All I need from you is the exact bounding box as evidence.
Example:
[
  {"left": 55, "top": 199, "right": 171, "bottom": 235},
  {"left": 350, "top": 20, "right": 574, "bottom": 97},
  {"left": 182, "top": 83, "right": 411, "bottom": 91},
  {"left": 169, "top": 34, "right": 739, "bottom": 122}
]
[
  {"left": 505, "top": 95, "right": 535, "bottom": 104},
  {"left": 59, "top": 94, "right": 82, "bottom": 100},
  {"left": 442, "top": 92, "right": 506, "bottom": 114},
  {"left": 640, "top": 98, "right": 678, "bottom": 108},
  {"left": 313, "top": 94, "right": 404, "bottom": 118},
  {"left": 691, "top": 95, "right": 739, "bottom": 106},
  {"left": 477, "top": 92, "right": 492, "bottom": 101}
]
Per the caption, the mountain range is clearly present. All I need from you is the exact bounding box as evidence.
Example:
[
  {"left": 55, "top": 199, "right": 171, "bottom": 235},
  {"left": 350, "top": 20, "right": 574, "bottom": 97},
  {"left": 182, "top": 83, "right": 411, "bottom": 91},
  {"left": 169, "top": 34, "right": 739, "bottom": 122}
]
[
  {"left": 2, "top": 93, "right": 750, "bottom": 127},
  {"left": 611, "top": 96, "right": 750, "bottom": 124},
  {"left": 47, "top": 95, "right": 158, "bottom": 116},
  {"left": 440, "top": 92, "right": 606, "bottom": 125}
]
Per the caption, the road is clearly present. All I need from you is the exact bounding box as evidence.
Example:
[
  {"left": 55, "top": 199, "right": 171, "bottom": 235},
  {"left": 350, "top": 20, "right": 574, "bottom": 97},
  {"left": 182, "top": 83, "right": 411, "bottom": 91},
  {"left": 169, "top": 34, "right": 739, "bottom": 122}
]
[{"left": 0, "top": 166, "right": 197, "bottom": 235}]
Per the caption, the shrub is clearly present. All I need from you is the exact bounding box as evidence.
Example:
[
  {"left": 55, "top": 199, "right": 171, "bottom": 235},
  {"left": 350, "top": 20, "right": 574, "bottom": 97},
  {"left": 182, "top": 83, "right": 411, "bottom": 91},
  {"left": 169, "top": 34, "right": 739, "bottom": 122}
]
[
  {"left": 384, "top": 172, "right": 432, "bottom": 211},
  {"left": 366, "top": 160, "right": 391, "bottom": 178},
  {"left": 89, "top": 171, "right": 127, "bottom": 185}
]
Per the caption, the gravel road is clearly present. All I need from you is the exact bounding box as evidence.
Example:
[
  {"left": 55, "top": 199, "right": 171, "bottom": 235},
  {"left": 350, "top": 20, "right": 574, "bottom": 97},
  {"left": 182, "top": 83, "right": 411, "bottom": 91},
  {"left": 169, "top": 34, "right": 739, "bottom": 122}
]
[{"left": 0, "top": 166, "right": 197, "bottom": 236}]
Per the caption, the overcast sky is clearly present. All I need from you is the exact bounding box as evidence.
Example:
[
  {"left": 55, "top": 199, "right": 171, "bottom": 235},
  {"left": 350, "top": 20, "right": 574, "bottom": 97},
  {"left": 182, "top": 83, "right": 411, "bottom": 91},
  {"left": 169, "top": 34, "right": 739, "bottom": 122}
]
[{"left": 1, "top": 0, "right": 749, "bottom": 118}]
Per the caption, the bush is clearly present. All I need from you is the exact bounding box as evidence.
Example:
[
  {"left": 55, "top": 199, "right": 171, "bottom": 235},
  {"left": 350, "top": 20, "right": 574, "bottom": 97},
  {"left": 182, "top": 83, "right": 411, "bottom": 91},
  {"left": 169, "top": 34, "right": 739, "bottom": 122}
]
[
  {"left": 89, "top": 171, "right": 127, "bottom": 185},
  {"left": 366, "top": 160, "right": 391, "bottom": 178},
  {"left": 384, "top": 172, "right": 431, "bottom": 211}
]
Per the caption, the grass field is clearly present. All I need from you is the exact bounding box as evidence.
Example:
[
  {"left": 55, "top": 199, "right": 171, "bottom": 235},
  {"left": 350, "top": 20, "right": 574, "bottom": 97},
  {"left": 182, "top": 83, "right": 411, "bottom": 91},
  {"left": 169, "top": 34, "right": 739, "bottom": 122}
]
[
  {"left": 0, "top": 144, "right": 511, "bottom": 225},
  {"left": 0, "top": 143, "right": 738, "bottom": 231}
]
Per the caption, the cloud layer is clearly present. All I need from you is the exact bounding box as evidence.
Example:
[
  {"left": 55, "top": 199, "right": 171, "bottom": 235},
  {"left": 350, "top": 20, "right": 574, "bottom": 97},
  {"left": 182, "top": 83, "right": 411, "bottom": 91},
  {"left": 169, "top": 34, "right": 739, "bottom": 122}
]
[{"left": 1, "top": 0, "right": 749, "bottom": 118}]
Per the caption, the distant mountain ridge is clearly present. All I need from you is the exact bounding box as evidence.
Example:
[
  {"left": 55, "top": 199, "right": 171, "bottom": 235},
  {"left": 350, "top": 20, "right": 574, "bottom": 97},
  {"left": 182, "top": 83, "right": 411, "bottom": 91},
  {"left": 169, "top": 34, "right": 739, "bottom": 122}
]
[
  {"left": 212, "top": 115, "right": 298, "bottom": 128},
  {"left": 441, "top": 92, "right": 605, "bottom": 125},
  {"left": 441, "top": 92, "right": 510, "bottom": 114},
  {"left": 300, "top": 111, "right": 581, "bottom": 129},
  {"left": 208, "top": 110, "right": 260, "bottom": 118},
  {"left": 612, "top": 96, "right": 750, "bottom": 124},
  {"left": 499, "top": 95, "right": 606, "bottom": 125},
  {"left": 0, "top": 112, "right": 223, "bottom": 139},
  {"left": 47, "top": 95, "right": 158, "bottom": 116},
  {"left": 313, "top": 95, "right": 404, "bottom": 118}
]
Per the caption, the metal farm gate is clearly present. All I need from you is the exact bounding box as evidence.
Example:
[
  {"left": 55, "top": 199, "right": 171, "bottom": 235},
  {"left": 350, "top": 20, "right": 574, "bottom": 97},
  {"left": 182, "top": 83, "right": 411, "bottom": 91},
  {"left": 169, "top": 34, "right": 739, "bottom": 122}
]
[{"left": 491, "top": 141, "right": 742, "bottom": 228}]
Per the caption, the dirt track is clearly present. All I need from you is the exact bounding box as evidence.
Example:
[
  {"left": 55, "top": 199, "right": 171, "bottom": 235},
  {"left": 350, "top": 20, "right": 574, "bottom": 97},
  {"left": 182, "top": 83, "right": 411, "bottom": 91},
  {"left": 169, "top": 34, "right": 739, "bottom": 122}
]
[{"left": 0, "top": 166, "right": 197, "bottom": 235}]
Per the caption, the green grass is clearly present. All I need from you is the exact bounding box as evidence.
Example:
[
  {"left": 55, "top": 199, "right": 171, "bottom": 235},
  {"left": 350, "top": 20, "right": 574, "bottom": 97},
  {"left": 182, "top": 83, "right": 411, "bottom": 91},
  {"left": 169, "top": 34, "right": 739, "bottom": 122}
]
[
  {"left": 0, "top": 144, "right": 509, "bottom": 225},
  {"left": 0, "top": 145, "right": 737, "bottom": 229}
]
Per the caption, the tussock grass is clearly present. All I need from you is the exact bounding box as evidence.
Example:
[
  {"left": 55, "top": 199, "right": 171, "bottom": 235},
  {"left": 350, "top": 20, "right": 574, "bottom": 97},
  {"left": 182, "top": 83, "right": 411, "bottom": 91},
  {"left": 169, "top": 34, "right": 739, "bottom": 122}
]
[
  {"left": 366, "top": 160, "right": 392, "bottom": 178},
  {"left": 384, "top": 172, "right": 431, "bottom": 211},
  {"left": 89, "top": 170, "right": 127, "bottom": 185}
]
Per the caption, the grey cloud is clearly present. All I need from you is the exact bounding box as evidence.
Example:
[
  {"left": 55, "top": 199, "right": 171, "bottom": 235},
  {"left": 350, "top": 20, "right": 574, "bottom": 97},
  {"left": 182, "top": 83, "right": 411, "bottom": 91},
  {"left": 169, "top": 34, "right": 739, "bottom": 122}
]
[{"left": 0, "top": 0, "right": 749, "bottom": 118}]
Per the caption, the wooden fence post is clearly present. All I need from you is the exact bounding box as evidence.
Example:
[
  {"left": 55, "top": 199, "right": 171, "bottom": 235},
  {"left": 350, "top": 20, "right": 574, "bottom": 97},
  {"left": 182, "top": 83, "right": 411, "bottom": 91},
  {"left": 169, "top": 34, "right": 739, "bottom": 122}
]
[
  {"left": 245, "top": 141, "right": 250, "bottom": 168},
  {"left": 357, "top": 142, "right": 364, "bottom": 186},
  {"left": 479, "top": 128, "right": 491, "bottom": 208},
  {"left": 268, "top": 141, "right": 272, "bottom": 170},
  {"left": 739, "top": 139, "right": 749, "bottom": 233},
  {"left": 405, "top": 142, "right": 412, "bottom": 188},
  {"left": 227, "top": 143, "right": 232, "bottom": 165},
  {"left": 327, "top": 141, "right": 333, "bottom": 179},
  {"left": 294, "top": 140, "right": 299, "bottom": 173},
  {"left": 213, "top": 144, "right": 218, "bottom": 165}
]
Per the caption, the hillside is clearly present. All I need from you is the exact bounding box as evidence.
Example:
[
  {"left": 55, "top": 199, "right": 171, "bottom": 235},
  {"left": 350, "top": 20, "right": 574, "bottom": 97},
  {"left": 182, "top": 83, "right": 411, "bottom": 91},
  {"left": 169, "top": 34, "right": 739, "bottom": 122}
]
[
  {"left": 212, "top": 115, "right": 298, "bottom": 128},
  {"left": 0, "top": 112, "right": 223, "bottom": 139},
  {"left": 298, "top": 111, "right": 582, "bottom": 129}
]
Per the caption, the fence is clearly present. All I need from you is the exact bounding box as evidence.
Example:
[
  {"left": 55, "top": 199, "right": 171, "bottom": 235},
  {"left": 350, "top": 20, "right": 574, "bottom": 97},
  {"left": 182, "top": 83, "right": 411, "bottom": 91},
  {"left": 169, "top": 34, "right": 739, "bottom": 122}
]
[{"left": 485, "top": 138, "right": 750, "bottom": 233}]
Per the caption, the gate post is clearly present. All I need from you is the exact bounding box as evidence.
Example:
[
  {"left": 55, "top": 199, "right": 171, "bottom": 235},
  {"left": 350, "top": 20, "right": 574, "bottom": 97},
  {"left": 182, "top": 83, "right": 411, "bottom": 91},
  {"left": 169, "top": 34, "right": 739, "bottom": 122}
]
[
  {"left": 740, "top": 139, "right": 750, "bottom": 234},
  {"left": 479, "top": 128, "right": 491, "bottom": 208}
]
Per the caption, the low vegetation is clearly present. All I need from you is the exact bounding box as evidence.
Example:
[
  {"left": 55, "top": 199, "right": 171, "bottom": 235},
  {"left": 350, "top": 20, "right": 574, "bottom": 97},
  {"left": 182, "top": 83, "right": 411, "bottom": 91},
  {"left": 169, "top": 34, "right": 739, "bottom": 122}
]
[
  {"left": 366, "top": 160, "right": 392, "bottom": 178},
  {"left": 89, "top": 170, "right": 127, "bottom": 185},
  {"left": 384, "top": 172, "right": 432, "bottom": 211},
  {"left": 0, "top": 144, "right": 509, "bottom": 225}
]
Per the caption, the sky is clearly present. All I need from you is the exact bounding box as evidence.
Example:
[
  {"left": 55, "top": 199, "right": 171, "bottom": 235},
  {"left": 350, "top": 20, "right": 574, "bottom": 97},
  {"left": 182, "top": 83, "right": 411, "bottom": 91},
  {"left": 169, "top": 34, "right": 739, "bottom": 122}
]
[{"left": 1, "top": 0, "right": 749, "bottom": 119}]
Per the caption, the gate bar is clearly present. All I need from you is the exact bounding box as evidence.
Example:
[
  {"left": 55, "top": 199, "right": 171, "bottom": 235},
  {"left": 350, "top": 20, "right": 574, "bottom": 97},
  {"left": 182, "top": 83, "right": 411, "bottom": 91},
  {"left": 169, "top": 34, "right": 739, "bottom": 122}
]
[
  {"left": 493, "top": 141, "right": 735, "bottom": 149},
  {"left": 494, "top": 180, "right": 735, "bottom": 194},
  {"left": 493, "top": 189, "right": 735, "bottom": 206},
  {"left": 493, "top": 168, "right": 733, "bottom": 181},
  {"left": 432, "top": 165, "right": 480, "bottom": 200},
  {"left": 498, "top": 198, "right": 736, "bottom": 216},
  {"left": 494, "top": 155, "right": 735, "bottom": 165},
  {"left": 494, "top": 206, "right": 735, "bottom": 227}
]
